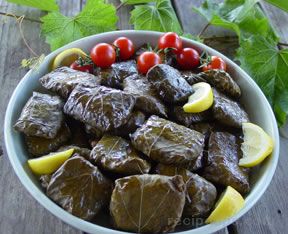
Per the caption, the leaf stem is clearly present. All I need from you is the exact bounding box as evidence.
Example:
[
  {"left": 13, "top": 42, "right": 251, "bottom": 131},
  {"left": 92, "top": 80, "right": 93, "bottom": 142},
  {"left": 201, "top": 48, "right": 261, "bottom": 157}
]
[
  {"left": 278, "top": 42, "right": 288, "bottom": 47},
  {"left": 198, "top": 23, "right": 210, "bottom": 37},
  {"left": 18, "top": 16, "right": 39, "bottom": 57},
  {"left": 116, "top": 2, "right": 125, "bottom": 11},
  {"left": 7, "top": 14, "right": 39, "bottom": 57},
  {"left": 0, "top": 11, "right": 42, "bottom": 23}
]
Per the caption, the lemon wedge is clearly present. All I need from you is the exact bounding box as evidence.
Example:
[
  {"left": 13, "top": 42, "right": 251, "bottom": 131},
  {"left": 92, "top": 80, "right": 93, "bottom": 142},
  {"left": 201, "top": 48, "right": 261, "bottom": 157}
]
[
  {"left": 28, "top": 148, "right": 74, "bottom": 175},
  {"left": 52, "top": 48, "right": 87, "bottom": 70},
  {"left": 183, "top": 82, "right": 213, "bottom": 113},
  {"left": 206, "top": 186, "right": 244, "bottom": 223},
  {"left": 239, "top": 122, "right": 274, "bottom": 167}
]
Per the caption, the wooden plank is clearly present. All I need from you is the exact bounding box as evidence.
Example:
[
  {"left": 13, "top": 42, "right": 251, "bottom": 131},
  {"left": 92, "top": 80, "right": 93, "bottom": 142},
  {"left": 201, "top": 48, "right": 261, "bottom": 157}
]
[
  {"left": 107, "top": 0, "right": 133, "bottom": 29},
  {"left": 0, "top": 1, "right": 83, "bottom": 233}
]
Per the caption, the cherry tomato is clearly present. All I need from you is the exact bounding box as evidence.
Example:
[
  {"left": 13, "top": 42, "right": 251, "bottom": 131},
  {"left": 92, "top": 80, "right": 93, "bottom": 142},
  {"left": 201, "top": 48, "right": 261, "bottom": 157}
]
[
  {"left": 137, "top": 52, "right": 162, "bottom": 74},
  {"left": 90, "top": 43, "right": 116, "bottom": 68},
  {"left": 202, "top": 56, "right": 227, "bottom": 71},
  {"left": 70, "top": 61, "right": 93, "bottom": 73},
  {"left": 158, "top": 32, "right": 182, "bottom": 53},
  {"left": 113, "top": 37, "right": 135, "bottom": 60},
  {"left": 177, "top": 48, "right": 200, "bottom": 70}
]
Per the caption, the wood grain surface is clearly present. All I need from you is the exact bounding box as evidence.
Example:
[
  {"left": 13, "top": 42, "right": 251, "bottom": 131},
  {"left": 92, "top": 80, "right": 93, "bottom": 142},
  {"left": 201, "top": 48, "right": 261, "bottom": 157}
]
[
  {"left": 0, "top": 1, "right": 82, "bottom": 233},
  {"left": 0, "top": 0, "right": 287, "bottom": 233}
]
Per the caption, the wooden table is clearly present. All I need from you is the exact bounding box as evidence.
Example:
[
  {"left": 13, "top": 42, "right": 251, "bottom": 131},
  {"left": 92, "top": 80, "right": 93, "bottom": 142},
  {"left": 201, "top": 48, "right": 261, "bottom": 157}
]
[{"left": 0, "top": 1, "right": 287, "bottom": 233}]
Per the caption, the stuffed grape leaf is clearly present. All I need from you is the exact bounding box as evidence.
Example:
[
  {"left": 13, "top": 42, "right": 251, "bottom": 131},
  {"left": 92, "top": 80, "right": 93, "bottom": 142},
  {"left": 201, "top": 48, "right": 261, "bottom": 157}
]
[
  {"left": 90, "top": 135, "right": 151, "bottom": 175},
  {"left": 110, "top": 174, "right": 185, "bottom": 233},
  {"left": 47, "top": 155, "right": 113, "bottom": 220},
  {"left": 131, "top": 115, "right": 205, "bottom": 170},
  {"left": 190, "top": 122, "right": 215, "bottom": 142},
  {"left": 212, "top": 89, "right": 249, "bottom": 128},
  {"left": 123, "top": 74, "right": 168, "bottom": 117},
  {"left": 202, "top": 132, "right": 250, "bottom": 194},
  {"left": 170, "top": 106, "right": 212, "bottom": 127},
  {"left": 156, "top": 164, "right": 217, "bottom": 217},
  {"left": 99, "top": 60, "right": 138, "bottom": 89},
  {"left": 147, "top": 64, "right": 194, "bottom": 103},
  {"left": 198, "top": 69, "right": 241, "bottom": 99},
  {"left": 112, "top": 111, "right": 146, "bottom": 138},
  {"left": 64, "top": 84, "right": 136, "bottom": 132},
  {"left": 65, "top": 117, "right": 90, "bottom": 148},
  {"left": 85, "top": 110, "right": 146, "bottom": 139},
  {"left": 180, "top": 70, "right": 206, "bottom": 85},
  {"left": 39, "top": 67, "right": 101, "bottom": 99},
  {"left": 57, "top": 145, "right": 91, "bottom": 161},
  {"left": 14, "top": 92, "right": 64, "bottom": 139},
  {"left": 25, "top": 123, "right": 71, "bottom": 156}
]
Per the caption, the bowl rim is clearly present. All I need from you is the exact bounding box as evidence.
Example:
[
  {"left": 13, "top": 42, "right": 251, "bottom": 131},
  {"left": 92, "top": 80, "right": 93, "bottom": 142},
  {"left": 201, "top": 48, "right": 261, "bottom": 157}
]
[{"left": 4, "top": 30, "right": 280, "bottom": 234}]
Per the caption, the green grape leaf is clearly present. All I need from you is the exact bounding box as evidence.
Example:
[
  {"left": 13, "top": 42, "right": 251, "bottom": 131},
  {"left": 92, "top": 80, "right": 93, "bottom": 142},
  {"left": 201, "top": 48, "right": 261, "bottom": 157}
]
[
  {"left": 193, "top": 0, "right": 277, "bottom": 40},
  {"left": 130, "top": 0, "right": 183, "bottom": 35},
  {"left": 7, "top": 0, "right": 59, "bottom": 11},
  {"left": 41, "top": 0, "right": 118, "bottom": 50},
  {"left": 236, "top": 36, "right": 288, "bottom": 126}
]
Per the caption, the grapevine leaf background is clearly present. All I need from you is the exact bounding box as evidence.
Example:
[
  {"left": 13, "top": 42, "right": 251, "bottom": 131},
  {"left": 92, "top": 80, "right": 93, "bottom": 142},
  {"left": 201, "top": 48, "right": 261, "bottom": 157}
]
[
  {"left": 194, "top": 0, "right": 288, "bottom": 125},
  {"left": 237, "top": 37, "right": 288, "bottom": 126},
  {"left": 130, "top": 0, "right": 183, "bottom": 35},
  {"left": 41, "top": 0, "right": 118, "bottom": 50}
]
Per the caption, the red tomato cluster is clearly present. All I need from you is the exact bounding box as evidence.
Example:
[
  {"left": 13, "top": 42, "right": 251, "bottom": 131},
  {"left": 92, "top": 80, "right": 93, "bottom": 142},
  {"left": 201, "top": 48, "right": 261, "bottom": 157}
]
[
  {"left": 90, "top": 37, "right": 135, "bottom": 68},
  {"left": 157, "top": 32, "right": 227, "bottom": 72},
  {"left": 70, "top": 33, "right": 227, "bottom": 74},
  {"left": 70, "top": 37, "right": 135, "bottom": 72}
]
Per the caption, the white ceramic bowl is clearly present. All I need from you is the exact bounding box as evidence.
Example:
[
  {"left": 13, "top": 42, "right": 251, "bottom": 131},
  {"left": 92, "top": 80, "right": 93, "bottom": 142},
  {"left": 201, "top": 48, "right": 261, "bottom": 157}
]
[{"left": 4, "top": 30, "right": 279, "bottom": 234}]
